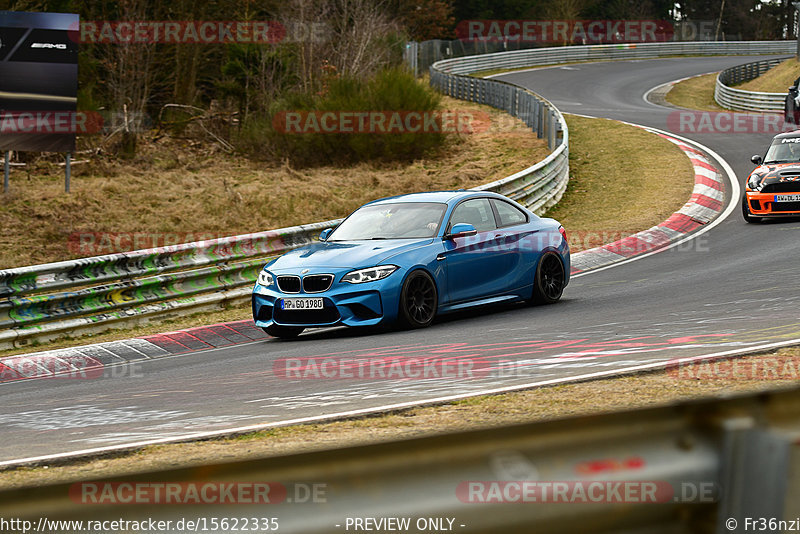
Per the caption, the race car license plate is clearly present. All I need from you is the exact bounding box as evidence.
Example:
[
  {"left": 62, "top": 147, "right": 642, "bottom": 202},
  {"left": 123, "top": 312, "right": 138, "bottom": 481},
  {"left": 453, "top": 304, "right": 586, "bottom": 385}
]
[
  {"left": 775, "top": 194, "right": 800, "bottom": 202},
  {"left": 281, "top": 298, "right": 324, "bottom": 310}
]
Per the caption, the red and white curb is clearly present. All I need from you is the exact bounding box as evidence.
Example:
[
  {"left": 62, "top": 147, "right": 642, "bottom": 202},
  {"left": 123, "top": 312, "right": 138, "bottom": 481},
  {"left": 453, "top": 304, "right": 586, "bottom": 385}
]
[
  {"left": 0, "top": 320, "right": 267, "bottom": 382},
  {"left": 570, "top": 130, "right": 725, "bottom": 274}
]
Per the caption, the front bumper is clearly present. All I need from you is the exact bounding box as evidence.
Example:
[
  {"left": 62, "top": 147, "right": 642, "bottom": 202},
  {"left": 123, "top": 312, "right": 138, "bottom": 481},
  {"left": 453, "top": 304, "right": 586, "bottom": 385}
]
[
  {"left": 252, "top": 276, "right": 401, "bottom": 329},
  {"left": 745, "top": 191, "right": 800, "bottom": 217}
]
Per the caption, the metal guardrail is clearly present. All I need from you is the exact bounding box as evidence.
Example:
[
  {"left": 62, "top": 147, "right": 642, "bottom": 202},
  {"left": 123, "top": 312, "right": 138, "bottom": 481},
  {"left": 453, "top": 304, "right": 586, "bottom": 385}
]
[
  {"left": 714, "top": 57, "right": 791, "bottom": 111},
  {"left": 429, "top": 70, "right": 569, "bottom": 214},
  {"left": 0, "top": 220, "right": 342, "bottom": 349},
  {"left": 427, "top": 41, "right": 792, "bottom": 219},
  {"left": 430, "top": 40, "right": 794, "bottom": 75},
  {"left": 2, "top": 40, "right": 793, "bottom": 350},
  {"left": 4, "top": 383, "right": 799, "bottom": 533}
]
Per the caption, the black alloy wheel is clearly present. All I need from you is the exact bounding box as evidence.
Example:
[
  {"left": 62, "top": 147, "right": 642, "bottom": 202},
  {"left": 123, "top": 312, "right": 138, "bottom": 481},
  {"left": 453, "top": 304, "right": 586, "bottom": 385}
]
[{"left": 400, "top": 270, "right": 438, "bottom": 328}]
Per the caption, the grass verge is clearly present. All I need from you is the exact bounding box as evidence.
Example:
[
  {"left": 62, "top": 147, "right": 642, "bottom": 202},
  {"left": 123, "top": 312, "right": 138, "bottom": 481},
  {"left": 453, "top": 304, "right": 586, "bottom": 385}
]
[
  {"left": 2, "top": 346, "right": 797, "bottom": 489},
  {"left": 545, "top": 114, "right": 694, "bottom": 251},
  {"left": 736, "top": 57, "right": 800, "bottom": 93},
  {"left": 664, "top": 72, "right": 727, "bottom": 111}
]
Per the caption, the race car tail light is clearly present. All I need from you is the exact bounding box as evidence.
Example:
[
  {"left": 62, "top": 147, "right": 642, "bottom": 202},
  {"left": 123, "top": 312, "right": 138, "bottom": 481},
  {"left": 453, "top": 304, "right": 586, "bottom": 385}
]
[{"left": 559, "top": 226, "right": 568, "bottom": 243}]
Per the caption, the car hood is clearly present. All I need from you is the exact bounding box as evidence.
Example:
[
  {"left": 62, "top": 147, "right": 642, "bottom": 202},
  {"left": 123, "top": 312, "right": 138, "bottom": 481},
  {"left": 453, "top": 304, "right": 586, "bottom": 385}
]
[
  {"left": 267, "top": 239, "right": 434, "bottom": 272},
  {"left": 750, "top": 163, "right": 800, "bottom": 188}
]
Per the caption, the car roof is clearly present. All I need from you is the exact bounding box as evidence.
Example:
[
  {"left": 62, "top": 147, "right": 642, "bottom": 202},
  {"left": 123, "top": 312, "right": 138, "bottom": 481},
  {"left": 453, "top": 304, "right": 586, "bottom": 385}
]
[
  {"left": 366, "top": 190, "right": 503, "bottom": 206},
  {"left": 773, "top": 129, "right": 800, "bottom": 141}
]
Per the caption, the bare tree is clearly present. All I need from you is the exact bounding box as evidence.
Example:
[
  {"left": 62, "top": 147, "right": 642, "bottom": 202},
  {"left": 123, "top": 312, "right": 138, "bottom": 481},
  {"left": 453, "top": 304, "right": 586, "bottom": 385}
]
[
  {"left": 276, "top": 0, "right": 400, "bottom": 92},
  {"left": 95, "top": 0, "right": 156, "bottom": 153},
  {"left": 327, "top": 0, "right": 401, "bottom": 79},
  {"left": 276, "top": 0, "right": 331, "bottom": 93}
]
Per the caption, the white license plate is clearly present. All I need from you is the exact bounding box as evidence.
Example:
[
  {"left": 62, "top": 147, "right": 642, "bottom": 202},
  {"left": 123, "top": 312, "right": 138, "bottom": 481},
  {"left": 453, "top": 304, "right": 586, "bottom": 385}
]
[
  {"left": 775, "top": 194, "right": 800, "bottom": 202},
  {"left": 281, "top": 298, "right": 324, "bottom": 310}
]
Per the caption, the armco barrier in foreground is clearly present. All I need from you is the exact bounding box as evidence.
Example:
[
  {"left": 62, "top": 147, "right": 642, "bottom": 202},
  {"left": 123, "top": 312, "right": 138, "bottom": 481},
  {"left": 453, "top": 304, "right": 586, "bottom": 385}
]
[
  {"left": 3, "top": 383, "right": 799, "bottom": 532},
  {"left": 714, "top": 56, "right": 790, "bottom": 111}
]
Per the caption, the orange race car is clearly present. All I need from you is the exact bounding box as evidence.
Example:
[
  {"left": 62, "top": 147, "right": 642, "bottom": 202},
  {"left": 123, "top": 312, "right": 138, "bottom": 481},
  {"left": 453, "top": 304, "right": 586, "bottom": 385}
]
[{"left": 743, "top": 131, "right": 800, "bottom": 222}]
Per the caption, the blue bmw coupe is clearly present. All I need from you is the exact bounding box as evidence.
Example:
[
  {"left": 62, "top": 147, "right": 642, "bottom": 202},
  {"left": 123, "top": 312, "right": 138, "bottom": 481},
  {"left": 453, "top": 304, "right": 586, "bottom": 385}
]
[{"left": 252, "top": 190, "right": 570, "bottom": 338}]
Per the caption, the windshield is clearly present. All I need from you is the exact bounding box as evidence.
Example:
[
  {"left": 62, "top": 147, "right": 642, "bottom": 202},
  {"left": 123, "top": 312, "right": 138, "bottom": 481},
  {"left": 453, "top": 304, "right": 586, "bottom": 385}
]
[
  {"left": 764, "top": 138, "right": 800, "bottom": 163},
  {"left": 329, "top": 202, "right": 447, "bottom": 241}
]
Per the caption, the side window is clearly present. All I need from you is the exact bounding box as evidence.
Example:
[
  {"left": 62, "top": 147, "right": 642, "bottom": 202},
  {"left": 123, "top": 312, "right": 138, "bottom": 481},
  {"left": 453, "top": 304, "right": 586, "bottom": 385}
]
[
  {"left": 449, "top": 198, "right": 497, "bottom": 232},
  {"left": 492, "top": 199, "right": 528, "bottom": 227}
]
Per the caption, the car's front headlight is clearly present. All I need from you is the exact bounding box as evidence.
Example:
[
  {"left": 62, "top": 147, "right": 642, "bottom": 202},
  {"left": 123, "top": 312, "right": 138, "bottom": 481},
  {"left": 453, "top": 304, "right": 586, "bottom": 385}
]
[
  {"left": 341, "top": 265, "right": 398, "bottom": 284},
  {"left": 747, "top": 174, "right": 764, "bottom": 191},
  {"left": 257, "top": 270, "right": 275, "bottom": 287}
]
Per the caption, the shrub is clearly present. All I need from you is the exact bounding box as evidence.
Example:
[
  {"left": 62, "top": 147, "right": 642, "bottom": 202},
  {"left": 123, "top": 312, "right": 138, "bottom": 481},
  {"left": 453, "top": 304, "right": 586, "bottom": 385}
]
[{"left": 236, "top": 68, "right": 449, "bottom": 166}]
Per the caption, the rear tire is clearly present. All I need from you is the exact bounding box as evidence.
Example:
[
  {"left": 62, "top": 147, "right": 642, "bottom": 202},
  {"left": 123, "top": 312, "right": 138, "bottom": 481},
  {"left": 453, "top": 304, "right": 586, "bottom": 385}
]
[
  {"left": 530, "top": 252, "right": 566, "bottom": 305},
  {"left": 263, "top": 325, "right": 304, "bottom": 339},
  {"left": 741, "top": 195, "right": 761, "bottom": 223},
  {"left": 399, "top": 270, "right": 438, "bottom": 328}
]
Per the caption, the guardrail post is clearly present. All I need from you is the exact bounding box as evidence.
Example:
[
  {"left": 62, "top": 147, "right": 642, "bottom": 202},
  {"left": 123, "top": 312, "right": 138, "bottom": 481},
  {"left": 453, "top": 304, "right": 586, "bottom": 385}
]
[
  {"left": 510, "top": 88, "right": 517, "bottom": 116},
  {"left": 3, "top": 151, "right": 8, "bottom": 194},
  {"left": 536, "top": 100, "right": 544, "bottom": 139}
]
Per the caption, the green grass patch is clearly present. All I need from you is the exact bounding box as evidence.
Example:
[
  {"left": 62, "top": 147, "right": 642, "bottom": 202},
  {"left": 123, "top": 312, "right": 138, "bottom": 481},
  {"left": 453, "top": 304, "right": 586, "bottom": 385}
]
[{"left": 664, "top": 72, "right": 727, "bottom": 111}]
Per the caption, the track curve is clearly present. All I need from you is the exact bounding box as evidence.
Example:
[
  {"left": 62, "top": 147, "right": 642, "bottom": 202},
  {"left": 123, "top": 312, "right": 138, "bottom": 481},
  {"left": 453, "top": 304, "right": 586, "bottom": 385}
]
[{"left": 2, "top": 55, "right": 799, "bottom": 466}]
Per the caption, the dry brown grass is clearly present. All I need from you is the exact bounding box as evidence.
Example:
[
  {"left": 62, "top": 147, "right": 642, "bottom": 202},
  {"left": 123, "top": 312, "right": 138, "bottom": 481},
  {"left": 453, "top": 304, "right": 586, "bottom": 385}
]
[
  {"left": 664, "top": 72, "right": 727, "bottom": 111},
  {"left": 0, "top": 96, "right": 548, "bottom": 269},
  {"left": 545, "top": 114, "right": 694, "bottom": 251},
  {"left": 736, "top": 57, "right": 800, "bottom": 93}
]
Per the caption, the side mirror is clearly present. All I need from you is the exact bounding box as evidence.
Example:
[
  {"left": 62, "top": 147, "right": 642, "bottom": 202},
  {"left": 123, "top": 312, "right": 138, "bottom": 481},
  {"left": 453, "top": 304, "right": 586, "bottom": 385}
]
[
  {"left": 446, "top": 223, "right": 478, "bottom": 239},
  {"left": 319, "top": 228, "right": 333, "bottom": 241},
  {"left": 751, "top": 155, "right": 763, "bottom": 165}
]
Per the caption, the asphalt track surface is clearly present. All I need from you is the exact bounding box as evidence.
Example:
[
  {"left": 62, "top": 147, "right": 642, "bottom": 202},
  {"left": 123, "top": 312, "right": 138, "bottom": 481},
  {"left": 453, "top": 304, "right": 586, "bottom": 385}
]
[{"left": 2, "top": 55, "right": 799, "bottom": 465}]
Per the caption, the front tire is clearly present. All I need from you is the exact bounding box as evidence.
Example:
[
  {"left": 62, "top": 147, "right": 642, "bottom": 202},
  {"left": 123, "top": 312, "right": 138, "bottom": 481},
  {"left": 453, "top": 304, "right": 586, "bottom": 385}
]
[
  {"left": 263, "top": 325, "right": 304, "bottom": 339},
  {"left": 530, "top": 252, "right": 566, "bottom": 304},
  {"left": 741, "top": 195, "right": 761, "bottom": 223},
  {"left": 399, "top": 270, "right": 438, "bottom": 328}
]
